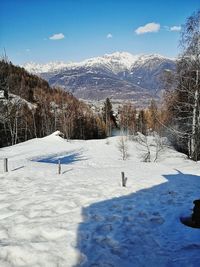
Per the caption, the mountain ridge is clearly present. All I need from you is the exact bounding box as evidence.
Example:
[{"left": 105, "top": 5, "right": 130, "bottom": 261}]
[
  {"left": 22, "top": 51, "right": 176, "bottom": 104},
  {"left": 23, "top": 51, "right": 174, "bottom": 74}
]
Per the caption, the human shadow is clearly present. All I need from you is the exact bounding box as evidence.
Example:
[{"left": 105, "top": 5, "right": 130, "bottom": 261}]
[
  {"left": 75, "top": 170, "right": 200, "bottom": 267},
  {"left": 31, "top": 150, "right": 86, "bottom": 165}
]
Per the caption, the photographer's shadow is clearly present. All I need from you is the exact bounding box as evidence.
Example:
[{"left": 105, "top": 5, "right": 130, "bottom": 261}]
[{"left": 75, "top": 170, "right": 200, "bottom": 267}]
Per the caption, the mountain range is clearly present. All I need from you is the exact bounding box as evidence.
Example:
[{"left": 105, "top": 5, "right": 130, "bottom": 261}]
[{"left": 23, "top": 52, "right": 176, "bottom": 105}]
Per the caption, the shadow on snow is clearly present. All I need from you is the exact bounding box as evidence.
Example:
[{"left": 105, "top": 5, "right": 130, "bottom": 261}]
[
  {"left": 31, "top": 150, "right": 86, "bottom": 165},
  {"left": 75, "top": 171, "right": 200, "bottom": 267}
]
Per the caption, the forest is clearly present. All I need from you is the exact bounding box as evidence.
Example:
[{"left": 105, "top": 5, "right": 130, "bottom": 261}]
[{"left": 0, "top": 59, "right": 107, "bottom": 147}]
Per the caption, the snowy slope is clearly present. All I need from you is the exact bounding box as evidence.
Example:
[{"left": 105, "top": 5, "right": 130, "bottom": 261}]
[{"left": 0, "top": 133, "right": 200, "bottom": 267}]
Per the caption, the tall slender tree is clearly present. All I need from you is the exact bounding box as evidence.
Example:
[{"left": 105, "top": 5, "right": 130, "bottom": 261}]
[
  {"left": 168, "top": 10, "right": 200, "bottom": 160},
  {"left": 102, "top": 98, "right": 114, "bottom": 136}
]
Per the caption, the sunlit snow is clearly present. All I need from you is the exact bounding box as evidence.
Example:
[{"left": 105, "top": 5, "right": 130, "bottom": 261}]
[{"left": 0, "top": 132, "right": 200, "bottom": 266}]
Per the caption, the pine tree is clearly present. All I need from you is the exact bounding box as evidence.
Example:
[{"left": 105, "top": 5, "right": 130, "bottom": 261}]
[
  {"left": 137, "top": 110, "right": 147, "bottom": 135},
  {"left": 102, "top": 98, "right": 113, "bottom": 136}
]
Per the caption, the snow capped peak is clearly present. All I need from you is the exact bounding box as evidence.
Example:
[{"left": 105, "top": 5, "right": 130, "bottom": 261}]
[
  {"left": 22, "top": 52, "right": 173, "bottom": 74},
  {"left": 102, "top": 51, "right": 140, "bottom": 70},
  {"left": 77, "top": 51, "right": 140, "bottom": 73},
  {"left": 137, "top": 53, "right": 169, "bottom": 61},
  {"left": 23, "top": 61, "right": 69, "bottom": 74},
  {"left": 103, "top": 51, "right": 138, "bottom": 61}
]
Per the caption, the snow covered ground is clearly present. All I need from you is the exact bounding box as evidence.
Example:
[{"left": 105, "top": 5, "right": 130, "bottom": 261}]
[{"left": 0, "top": 132, "right": 200, "bottom": 267}]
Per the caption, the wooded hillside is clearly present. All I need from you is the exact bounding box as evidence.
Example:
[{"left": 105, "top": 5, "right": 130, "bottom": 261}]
[{"left": 0, "top": 60, "right": 106, "bottom": 147}]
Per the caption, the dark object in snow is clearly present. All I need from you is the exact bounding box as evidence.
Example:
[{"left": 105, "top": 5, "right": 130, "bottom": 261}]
[
  {"left": 4, "top": 158, "right": 8, "bottom": 172},
  {"left": 192, "top": 200, "right": 200, "bottom": 225},
  {"left": 58, "top": 160, "right": 61, "bottom": 174},
  {"left": 121, "top": 172, "right": 127, "bottom": 187},
  {"left": 180, "top": 199, "right": 200, "bottom": 228}
]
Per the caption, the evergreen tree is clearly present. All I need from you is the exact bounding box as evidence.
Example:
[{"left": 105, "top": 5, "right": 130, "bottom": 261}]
[
  {"left": 137, "top": 110, "right": 147, "bottom": 135},
  {"left": 102, "top": 98, "right": 114, "bottom": 136},
  {"left": 0, "top": 60, "right": 9, "bottom": 99}
]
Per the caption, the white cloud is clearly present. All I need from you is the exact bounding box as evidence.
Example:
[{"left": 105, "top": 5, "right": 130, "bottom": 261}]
[
  {"left": 135, "top": 22, "right": 160, "bottom": 35},
  {"left": 170, "top": 26, "right": 181, "bottom": 32},
  {"left": 49, "top": 33, "right": 65, "bottom": 40},
  {"left": 107, "top": 33, "right": 113, "bottom": 39}
]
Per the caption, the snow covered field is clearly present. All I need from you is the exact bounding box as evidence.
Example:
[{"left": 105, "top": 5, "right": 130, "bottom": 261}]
[{"left": 0, "top": 132, "right": 200, "bottom": 267}]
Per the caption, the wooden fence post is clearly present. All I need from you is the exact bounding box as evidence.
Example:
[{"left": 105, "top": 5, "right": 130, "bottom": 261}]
[
  {"left": 58, "top": 160, "right": 61, "bottom": 174},
  {"left": 4, "top": 158, "right": 8, "bottom": 172},
  {"left": 121, "top": 171, "right": 127, "bottom": 187}
]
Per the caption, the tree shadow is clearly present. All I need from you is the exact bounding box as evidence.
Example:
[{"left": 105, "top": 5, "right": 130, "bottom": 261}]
[
  {"left": 62, "top": 168, "right": 73, "bottom": 174},
  {"left": 31, "top": 150, "right": 86, "bottom": 165},
  {"left": 75, "top": 170, "right": 200, "bottom": 267}
]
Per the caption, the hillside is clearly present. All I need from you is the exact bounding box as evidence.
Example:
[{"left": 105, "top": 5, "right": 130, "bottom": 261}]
[
  {"left": 0, "top": 60, "right": 106, "bottom": 147},
  {"left": 0, "top": 133, "right": 199, "bottom": 266},
  {"left": 23, "top": 52, "right": 176, "bottom": 103}
]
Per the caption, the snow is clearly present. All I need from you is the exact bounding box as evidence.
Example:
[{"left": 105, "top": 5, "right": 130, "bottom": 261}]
[
  {"left": 22, "top": 61, "right": 69, "bottom": 74},
  {"left": 9, "top": 94, "right": 37, "bottom": 110},
  {"left": 0, "top": 90, "right": 5, "bottom": 99},
  {"left": 0, "top": 94, "right": 36, "bottom": 113},
  {"left": 22, "top": 51, "right": 173, "bottom": 75},
  {"left": 0, "top": 133, "right": 200, "bottom": 267}
]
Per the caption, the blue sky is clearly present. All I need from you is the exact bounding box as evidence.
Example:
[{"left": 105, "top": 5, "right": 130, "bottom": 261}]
[{"left": 1, "top": 0, "right": 199, "bottom": 64}]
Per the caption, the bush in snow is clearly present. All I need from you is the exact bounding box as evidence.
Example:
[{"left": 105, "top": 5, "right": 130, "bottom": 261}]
[{"left": 136, "top": 132, "right": 166, "bottom": 162}]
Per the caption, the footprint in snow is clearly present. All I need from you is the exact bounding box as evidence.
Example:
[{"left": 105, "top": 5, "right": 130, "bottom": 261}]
[
  {"left": 150, "top": 215, "right": 165, "bottom": 225},
  {"left": 137, "top": 211, "right": 148, "bottom": 218},
  {"left": 91, "top": 214, "right": 104, "bottom": 222},
  {"left": 96, "top": 224, "right": 113, "bottom": 234},
  {"left": 107, "top": 214, "right": 122, "bottom": 222}
]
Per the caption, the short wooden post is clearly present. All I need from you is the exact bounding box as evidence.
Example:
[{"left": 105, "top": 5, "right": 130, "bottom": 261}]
[
  {"left": 121, "top": 172, "right": 127, "bottom": 187},
  {"left": 4, "top": 158, "right": 8, "bottom": 172},
  {"left": 58, "top": 160, "right": 61, "bottom": 174}
]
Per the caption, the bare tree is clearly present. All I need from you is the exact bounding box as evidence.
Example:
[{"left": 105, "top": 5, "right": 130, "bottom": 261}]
[
  {"left": 153, "top": 132, "right": 164, "bottom": 162},
  {"left": 119, "top": 102, "right": 136, "bottom": 136},
  {"left": 161, "top": 10, "right": 200, "bottom": 161},
  {"left": 136, "top": 132, "right": 151, "bottom": 162},
  {"left": 118, "top": 135, "right": 128, "bottom": 160}
]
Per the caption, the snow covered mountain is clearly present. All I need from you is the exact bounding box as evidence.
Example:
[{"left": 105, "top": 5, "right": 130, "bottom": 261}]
[
  {"left": 23, "top": 52, "right": 141, "bottom": 74},
  {"left": 23, "top": 52, "right": 176, "bottom": 104},
  {"left": 23, "top": 61, "right": 69, "bottom": 74}
]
